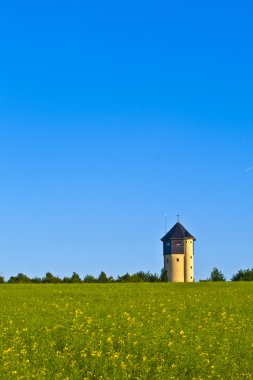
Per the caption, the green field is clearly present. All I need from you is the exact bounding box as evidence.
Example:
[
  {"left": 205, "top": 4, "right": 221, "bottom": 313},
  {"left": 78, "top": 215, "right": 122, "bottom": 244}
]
[{"left": 0, "top": 283, "right": 252, "bottom": 379}]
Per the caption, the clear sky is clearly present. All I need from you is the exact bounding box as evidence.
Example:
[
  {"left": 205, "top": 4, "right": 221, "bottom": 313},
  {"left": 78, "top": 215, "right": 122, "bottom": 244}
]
[{"left": 0, "top": 0, "right": 252, "bottom": 281}]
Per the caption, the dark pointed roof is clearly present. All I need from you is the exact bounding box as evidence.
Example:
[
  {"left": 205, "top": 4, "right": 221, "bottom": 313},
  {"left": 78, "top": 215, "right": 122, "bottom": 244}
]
[{"left": 161, "top": 222, "right": 196, "bottom": 242}]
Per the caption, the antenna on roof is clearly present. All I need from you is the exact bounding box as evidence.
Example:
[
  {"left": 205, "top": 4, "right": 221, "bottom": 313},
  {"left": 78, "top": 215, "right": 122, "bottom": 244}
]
[
  {"left": 177, "top": 214, "right": 180, "bottom": 222},
  {"left": 164, "top": 214, "right": 167, "bottom": 233}
]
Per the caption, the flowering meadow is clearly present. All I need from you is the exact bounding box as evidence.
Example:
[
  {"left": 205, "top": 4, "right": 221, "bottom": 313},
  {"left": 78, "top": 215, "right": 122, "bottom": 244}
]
[{"left": 0, "top": 283, "right": 252, "bottom": 379}]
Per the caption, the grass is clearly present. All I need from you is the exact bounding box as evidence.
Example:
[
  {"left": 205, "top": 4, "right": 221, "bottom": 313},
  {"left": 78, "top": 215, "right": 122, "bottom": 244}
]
[{"left": 0, "top": 283, "right": 252, "bottom": 379}]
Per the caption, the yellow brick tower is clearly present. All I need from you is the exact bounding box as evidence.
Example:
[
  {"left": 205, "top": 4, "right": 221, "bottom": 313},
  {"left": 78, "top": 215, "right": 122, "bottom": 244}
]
[{"left": 161, "top": 220, "right": 196, "bottom": 282}]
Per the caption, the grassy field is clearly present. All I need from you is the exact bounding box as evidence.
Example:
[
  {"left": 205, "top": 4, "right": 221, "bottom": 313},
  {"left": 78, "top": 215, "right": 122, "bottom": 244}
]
[{"left": 0, "top": 283, "right": 252, "bottom": 379}]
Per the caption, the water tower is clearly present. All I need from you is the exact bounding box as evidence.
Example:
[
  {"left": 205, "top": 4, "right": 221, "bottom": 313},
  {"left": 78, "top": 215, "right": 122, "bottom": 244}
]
[{"left": 161, "top": 221, "right": 196, "bottom": 282}]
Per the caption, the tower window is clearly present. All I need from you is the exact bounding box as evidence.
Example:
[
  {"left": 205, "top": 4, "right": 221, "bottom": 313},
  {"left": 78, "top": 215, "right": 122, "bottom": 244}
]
[
  {"left": 190, "top": 256, "right": 192, "bottom": 259},
  {"left": 177, "top": 258, "right": 179, "bottom": 262},
  {"left": 167, "top": 259, "right": 169, "bottom": 263},
  {"left": 190, "top": 266, "right": 192, "bottom": 269},
  {"left": 190, "top": 241, "right": 192, "bottom": 243},
  {"left": 191, "top": 276, "right": 192, "bottom": 279}
]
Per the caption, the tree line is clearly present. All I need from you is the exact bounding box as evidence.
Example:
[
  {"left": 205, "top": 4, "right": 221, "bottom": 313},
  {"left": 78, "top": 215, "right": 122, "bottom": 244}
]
[
  {"left": 0, "top": 271, "right": 162, "bottom": 284},
  {"left": 0, "top": 267, "right": 252, "bottom": 283}
]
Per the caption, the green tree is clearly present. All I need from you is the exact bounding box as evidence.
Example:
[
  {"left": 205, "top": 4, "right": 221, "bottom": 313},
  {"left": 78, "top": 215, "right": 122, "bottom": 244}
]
[
  {"left": 71, "top": 272, "right": 82, "bottom": 283},
  {"left": 231, "top": 268, "right": 253, "bottom": 281},
  {"left": 160, "top": 268, "right": 168, "bottom": 282},
  {"left": 209, "top": 267, "right": 226, "bottom": 282},
  {"left": 42, "top": 272, "right": 61, "bottom": 283},
  {"left": 117, "top": 273, "right": 131, "bottom": 282},
  {"left": 31, "top": 277, "right": 42, "bottom": 283},
  {"left": 17, "top": 273, "right": 31, "bottom": 283},
  {"left": 62, "top": 276, "right": 72, "bottom": 283},
  {"left": 129, "top": 273, "right": 142, "bottom": 282},
  {"left": 98, "top": 271, "right": 108, "bottom": 283},
  {"left": 8, "top": 273, "right": 31, "bottom": 283},
  {"left": 148, "top": 273, "right": 160, "bottom": 282},
  {"left": 83, "top": 274, "right": 96, "bottom": 283}
]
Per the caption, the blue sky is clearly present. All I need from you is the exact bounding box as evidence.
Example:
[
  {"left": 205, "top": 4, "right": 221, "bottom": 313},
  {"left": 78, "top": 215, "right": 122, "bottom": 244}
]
[{"left": 0, "top": 0, "right": 252, "bottom": 280}]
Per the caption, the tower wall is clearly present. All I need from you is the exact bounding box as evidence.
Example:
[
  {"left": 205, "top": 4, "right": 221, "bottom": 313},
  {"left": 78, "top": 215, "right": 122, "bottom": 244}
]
[
  {"left": 184, "top": 239, "right": 194, "bottom": 282},
  {"left": 165, "top": 254, "right": 185, "bottom": 282}
]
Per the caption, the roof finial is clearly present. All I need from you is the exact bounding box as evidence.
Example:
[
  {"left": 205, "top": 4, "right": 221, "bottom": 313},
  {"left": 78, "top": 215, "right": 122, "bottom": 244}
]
[{"left": 177, "top": 214, "right": 180, "bottom": 223}]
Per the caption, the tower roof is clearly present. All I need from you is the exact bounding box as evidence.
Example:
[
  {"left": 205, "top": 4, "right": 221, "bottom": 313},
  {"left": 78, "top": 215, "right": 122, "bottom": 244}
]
[{"left": 161, "top": 222, "right": 196, "bottom": 242}]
